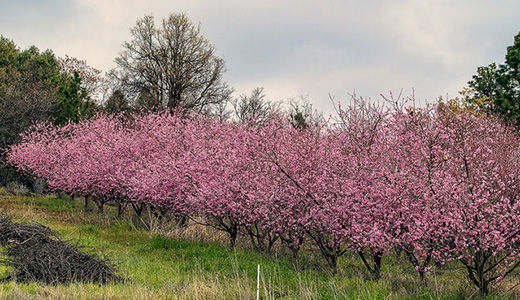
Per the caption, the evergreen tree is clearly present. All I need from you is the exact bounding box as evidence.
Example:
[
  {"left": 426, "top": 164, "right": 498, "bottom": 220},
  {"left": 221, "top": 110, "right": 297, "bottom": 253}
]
[{"left": 467, "top": 32, "right": 520, "bottom": 124}]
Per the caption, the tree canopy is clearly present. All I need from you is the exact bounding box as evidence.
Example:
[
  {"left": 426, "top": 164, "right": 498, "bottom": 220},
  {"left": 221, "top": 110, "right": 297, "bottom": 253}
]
[
  {"left": 113, "top": 13, "right": 232, "bottom": 114},
  {"left": 467, "top": 31, "right": 520, "bottom": 124},
  {"left": 0, "top": 36, "right": 97, "bottom": 186}
]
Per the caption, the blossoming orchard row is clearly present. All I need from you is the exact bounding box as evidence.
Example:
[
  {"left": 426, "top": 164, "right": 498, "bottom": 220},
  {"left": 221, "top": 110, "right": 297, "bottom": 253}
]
[{"left": 7, "top": 100, "right": 520, "bottom": 293}]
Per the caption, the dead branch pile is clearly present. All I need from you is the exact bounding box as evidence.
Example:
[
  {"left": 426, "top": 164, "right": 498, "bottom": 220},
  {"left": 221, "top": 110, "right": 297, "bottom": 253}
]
[{"left": 0, "top": 213, "right": 119, "bottom": 284}]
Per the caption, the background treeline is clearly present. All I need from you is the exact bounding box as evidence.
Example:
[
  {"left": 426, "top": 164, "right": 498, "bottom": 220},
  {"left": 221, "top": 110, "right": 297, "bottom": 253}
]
[{"left": 0, "top": 37, "right": 99, "bottom": 187}]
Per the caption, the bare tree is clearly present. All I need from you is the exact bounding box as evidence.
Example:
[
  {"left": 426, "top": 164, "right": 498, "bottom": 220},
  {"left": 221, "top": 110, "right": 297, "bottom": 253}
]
[
  {"left": 231, "top": 87, "right": 278, "bottom": 125},
  {"left": 114, "top": 13, "right": 232, "bottom": 113},
  {"left": 287, "top": 95, "right": 322, "bottom": 129},
  {"left": 58, "top": 55, "right": 105, "bottom": 102}
]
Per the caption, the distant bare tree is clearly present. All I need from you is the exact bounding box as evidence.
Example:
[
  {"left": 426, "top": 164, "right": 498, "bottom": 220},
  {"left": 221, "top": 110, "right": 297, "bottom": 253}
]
[
  {"left": 232, "top": 87, "right": 279, "bottom": 125},
  {"left": 114, "top": 13, "right": 232, "bottom": 113},
  {"left": 287, "top": 95, "right": 323, "bottom": 129},
  {"left": 58, "top": 55, "right": 105, "bottom": 102}
]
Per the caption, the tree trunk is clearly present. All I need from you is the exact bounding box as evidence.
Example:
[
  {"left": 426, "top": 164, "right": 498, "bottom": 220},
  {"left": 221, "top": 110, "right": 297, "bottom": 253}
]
[
  {"left": 358, "top": 249, "right": 383, "bottom": 280},
  {"left": 1, "top": 164, "right": 11, "bottom": 186},
  {"left": 84, "top": 196, "right": 90, "bottom": 211}
]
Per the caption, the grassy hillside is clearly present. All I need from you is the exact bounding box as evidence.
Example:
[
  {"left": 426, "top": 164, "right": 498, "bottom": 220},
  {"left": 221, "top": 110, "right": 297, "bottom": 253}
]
[{"left": 0, "top": 189, "right": 518, "bottom": 299}]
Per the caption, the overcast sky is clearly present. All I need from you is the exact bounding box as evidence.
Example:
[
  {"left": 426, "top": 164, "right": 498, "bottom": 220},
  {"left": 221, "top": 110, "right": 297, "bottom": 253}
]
[{"left": 1, "top": 0, "right": 519, "bottom": 116}]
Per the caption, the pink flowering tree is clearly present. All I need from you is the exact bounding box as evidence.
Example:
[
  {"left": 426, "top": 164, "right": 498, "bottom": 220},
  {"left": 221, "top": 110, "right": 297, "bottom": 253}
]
[
  {"left": 431, "top": 107, "right": 520, "bottom": 295},
  {"left": 186, "top": 118, "right": 265, "bottom": 247},
  {"left": 8, "top": 115, "right": 133, "bottom": 212},
  {"left": 325, "top": 99, "right": 393, "bottom": 278},
  {"left": 254, "top": 111, "right": 362, "bottom": 270},
  {"left": 6, "top": 122, "right": 68, "bottom": 190},
  {"left": 120, "top": 113, "right": 200, "bottom": 220},
  {"left": 380, "top": 104, "right": 452, "bottom": 282},
  {"left": 253, "top": 117, "right": 320, "bottom": 258}
]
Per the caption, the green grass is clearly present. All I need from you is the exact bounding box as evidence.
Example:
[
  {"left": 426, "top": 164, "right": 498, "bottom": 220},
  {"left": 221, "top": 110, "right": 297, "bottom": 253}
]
[
  {"left": 0, "top": 192, "right": 518, "bottom": 299},
  {"left": 18, "top": 194, "right": 81, "bottom": 212}
]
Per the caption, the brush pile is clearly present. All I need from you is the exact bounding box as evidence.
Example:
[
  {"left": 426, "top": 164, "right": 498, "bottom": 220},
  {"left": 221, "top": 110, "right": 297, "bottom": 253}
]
[{"left": 0, "top": 213, "right": 119, "bottom": 284}]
